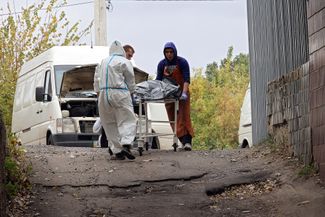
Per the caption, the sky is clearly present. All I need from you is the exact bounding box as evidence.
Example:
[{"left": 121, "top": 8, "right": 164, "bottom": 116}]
[{"left": 0, "top": 0, "right": 249, "bottom": 75}]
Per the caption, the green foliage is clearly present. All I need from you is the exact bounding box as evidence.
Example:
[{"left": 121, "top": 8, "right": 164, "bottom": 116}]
[
  {"left": 259, "top": 135, "right": 277, "bottom": 152},
  {"left": 191, "top": 47, "right": 249, "bottom": 150},
  {"left": 0, "top": 0, "right": 92, "bottom": 129},
  {"left": 4, "top": 182, "right": 18, "bottom": 197},
  {"left": 5, "top": 134, "right": 32, "bottom": 198},
  {"left": 0, "top": 0, "right": 91, "bottom": 199},
  {"left": 298, "top": 164, "right": 317, "bottom": 178}
]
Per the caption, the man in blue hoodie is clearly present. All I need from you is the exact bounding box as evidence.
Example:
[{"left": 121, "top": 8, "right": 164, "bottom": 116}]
[{"left": 156, "top": 42, "right": 194, "bottom": 151}]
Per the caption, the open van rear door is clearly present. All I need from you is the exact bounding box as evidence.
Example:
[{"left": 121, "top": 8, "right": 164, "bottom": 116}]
[{"left": 59, "top": 64, "right": 98, "bottom": 98}]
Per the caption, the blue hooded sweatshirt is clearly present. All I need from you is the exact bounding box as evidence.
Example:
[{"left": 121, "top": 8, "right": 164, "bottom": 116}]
[{"left": 156, "top": 42, "right": 190, "bottom": 83}]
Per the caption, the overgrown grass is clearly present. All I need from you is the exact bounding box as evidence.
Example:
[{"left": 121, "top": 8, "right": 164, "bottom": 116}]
[
  {"left": 260, "top": 135, "right": 277, "bottom": 152},
  {"left": 5, "top": 134, "right": 32, "bottom": 198},
  {"left": 298, "top": 164, "right": 317, "bottom": 178},
  {"left": 261, "top": 134, "right": 318, "bottom": 179}
]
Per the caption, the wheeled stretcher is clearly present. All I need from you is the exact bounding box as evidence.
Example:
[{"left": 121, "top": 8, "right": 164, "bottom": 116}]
[{"left": 135, "top": 98, "right": 179, "bottom": 156}]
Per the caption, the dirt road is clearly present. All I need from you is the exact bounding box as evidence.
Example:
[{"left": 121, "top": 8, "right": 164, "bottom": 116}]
[{"left": 14, "top": 144, "right": 325, "bottom": 217}]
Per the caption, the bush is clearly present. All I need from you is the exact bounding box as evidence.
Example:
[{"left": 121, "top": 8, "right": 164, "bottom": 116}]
[{"left": 5, "top": 134, "right": 31, "bottom": 198}]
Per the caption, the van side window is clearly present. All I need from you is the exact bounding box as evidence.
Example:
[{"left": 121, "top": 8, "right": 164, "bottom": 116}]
[
  {"left": 44, "top": 70, "right": 52, "bottom": 101},
  {"left": 14, "top": 83, "right": 23, "bottom": 111},
  {"left": 23, "top": 75, "right": 35, "bottom": 108}
]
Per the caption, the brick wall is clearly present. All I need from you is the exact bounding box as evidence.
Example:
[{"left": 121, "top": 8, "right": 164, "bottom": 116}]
[
  {"left": 0, "top": 111, "right": 6, "bottom": 217},
  {"left": 307, "top": 0, "right": 325, "bottom": 181},
  {"left": 267, "top": 64, "right": 312, "bottom": 164}
]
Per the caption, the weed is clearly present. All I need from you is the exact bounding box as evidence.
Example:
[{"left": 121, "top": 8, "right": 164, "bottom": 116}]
[
  {"left": 4, "top": 182, "right": 18, "bottom": 197},
  {"left": 260, "top": 135, "right": 277, "bottom": 152},
  {"left": 298, "top": 164, "right": 317, "bottom": 178},
  {"left": 5, "top": 134, "right": 31, "bottom": 198}
]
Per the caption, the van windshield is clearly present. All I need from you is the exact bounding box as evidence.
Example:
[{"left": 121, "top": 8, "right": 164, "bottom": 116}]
[{"left": 54, "top": 65, "right": 79, "bottom": 95}]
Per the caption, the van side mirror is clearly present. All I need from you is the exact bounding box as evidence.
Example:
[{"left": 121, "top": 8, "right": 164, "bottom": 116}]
[
  {"left": 35, "top": 87, "right": 52, "bottom": 102},
  {"left": 36, "top": 87, "right": 45, "bottom": 102}
]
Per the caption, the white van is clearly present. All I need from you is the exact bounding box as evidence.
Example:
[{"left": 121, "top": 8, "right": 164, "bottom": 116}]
[
  {"left": 238, "top": 83, "right": 252, "bottom": 148},
  {"left": 12, "top": 46, "right": 173, "bottom": 148},
  {"left": 12, "top": 46, "right": 110, "bottom": 147}
]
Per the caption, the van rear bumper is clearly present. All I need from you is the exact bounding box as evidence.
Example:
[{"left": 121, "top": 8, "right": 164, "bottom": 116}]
[{"left": 52, "top": 133, "right": 99, "bottom": 147}]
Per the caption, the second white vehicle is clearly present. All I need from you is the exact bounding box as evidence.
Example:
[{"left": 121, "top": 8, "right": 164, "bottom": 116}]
[{"left": 238, "top": 83, "right": 253, "bottom": 148}]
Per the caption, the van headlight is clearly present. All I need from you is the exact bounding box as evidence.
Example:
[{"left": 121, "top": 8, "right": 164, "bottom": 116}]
[{"left": 56, "top": 118, "right": 76, "bottom": 133}]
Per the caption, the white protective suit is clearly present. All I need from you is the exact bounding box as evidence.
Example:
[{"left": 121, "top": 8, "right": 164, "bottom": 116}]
[{"left": 94, "top": 41, "right": 137, "bottom": 154}]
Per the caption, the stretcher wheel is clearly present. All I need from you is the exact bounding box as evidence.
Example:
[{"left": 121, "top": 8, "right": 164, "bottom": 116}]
[
  {"left": 172, "top": 143, "right": 177, "bottom": 152},
  {"left": 145, "top": 142, "right": 149, "bottom": 151},
  {"left": 138, "top": 147, "right": 143, "bottom": 156}
]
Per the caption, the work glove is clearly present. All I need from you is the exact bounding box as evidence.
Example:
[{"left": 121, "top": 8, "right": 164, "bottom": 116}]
[{"left": 180, "top": 92, "right": 188, "bottom": 101}]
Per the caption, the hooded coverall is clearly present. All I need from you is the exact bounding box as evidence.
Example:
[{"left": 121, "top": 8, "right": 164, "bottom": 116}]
[{"left": 94, "top": 41, "right": 137, "bottom": 154}]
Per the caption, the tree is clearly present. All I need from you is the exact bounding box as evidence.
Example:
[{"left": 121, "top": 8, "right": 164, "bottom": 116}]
[
  {"left": 205, "top": 61, "right": 218, "bottom": 82},
  {"left": 0, "top": 0, "right": 92, "bottom": 129},
  {"left": 190, "top": 47, "right": 249, "bottom": 149}
]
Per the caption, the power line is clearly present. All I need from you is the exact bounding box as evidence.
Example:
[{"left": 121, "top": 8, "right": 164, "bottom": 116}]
[
  {"left": 0, "top": 0, "right": 232, "bottom": 16},
  {"left": 119, "top": 0, "right": 230, "bottom": 2},
  {"left": 0, "top": 1, "right": 93, "bottom": 16},
  {"left": 135, "top": 0, "right": 235, "bottom": 2}
]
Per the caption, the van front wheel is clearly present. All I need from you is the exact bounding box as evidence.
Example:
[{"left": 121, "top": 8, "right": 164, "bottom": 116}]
[
  {"left": 241, "top": 139, "right": 249, "bottom": 148},
  {"left": 47, "top": 134, "right": 54, "bottom": 146}
]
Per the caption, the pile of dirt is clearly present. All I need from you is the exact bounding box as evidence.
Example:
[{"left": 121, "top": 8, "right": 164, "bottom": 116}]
[{"left": 208, "top": 144, "right": 325, "bottom": 217}]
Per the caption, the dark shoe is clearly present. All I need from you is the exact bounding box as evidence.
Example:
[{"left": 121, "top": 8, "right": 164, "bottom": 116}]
[
  {"left": 122, "top": 146, "right": 135, "bottom": 160},
  {"left": 123, "top": 144, "right": 132, "bottom": 152},
  {"left": 184, "top": 143, "right": 192, "bottom": 151},
  {"left": 111, "top": 152, "right": 125, "bottom": 160},
  {"left": 100, "top": 130, "right": 109, "bottom": 148}
]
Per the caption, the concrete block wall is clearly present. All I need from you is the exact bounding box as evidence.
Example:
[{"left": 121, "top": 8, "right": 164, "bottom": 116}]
[
  {"left": 307, "top": 0, "right": 325, "bottom": 181},
  {"left": 267, "top": 63, "right": 312, "bottom": 165}
]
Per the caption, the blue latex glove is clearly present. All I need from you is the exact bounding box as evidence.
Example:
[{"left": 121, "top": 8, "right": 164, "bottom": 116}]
[{"left": 180, "top": 92, "right": 188, "bottom": 101}]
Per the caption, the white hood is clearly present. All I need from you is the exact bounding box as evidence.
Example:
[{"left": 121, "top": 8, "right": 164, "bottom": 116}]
[{"left": 109, "top": 41, "right": 126, "bottom": 57}]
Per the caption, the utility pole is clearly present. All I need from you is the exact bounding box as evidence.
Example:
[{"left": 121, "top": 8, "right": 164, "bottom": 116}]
[{"left": 94, "top": 0, "right": 107, "bottom": 46}]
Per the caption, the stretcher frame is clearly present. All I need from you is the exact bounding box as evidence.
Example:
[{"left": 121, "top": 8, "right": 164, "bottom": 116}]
[{"left": 136, "top": 98, "right": 179, "bottom": 155}]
